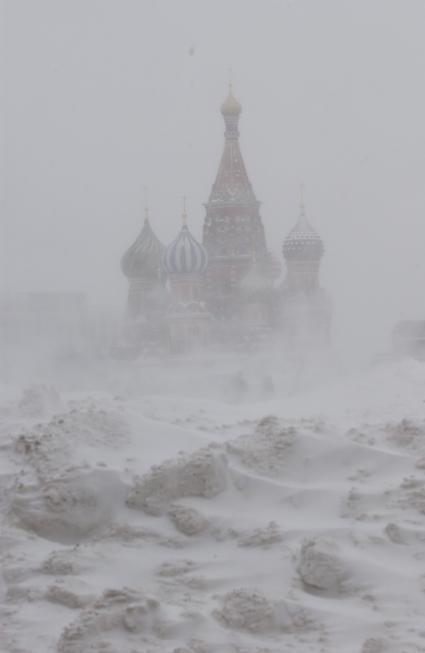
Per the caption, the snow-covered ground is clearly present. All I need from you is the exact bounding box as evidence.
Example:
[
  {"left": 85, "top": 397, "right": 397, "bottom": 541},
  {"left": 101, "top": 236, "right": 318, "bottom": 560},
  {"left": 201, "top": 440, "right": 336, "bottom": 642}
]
[{"left": 1, "top": 350, "right": 425, "bottom": 653}]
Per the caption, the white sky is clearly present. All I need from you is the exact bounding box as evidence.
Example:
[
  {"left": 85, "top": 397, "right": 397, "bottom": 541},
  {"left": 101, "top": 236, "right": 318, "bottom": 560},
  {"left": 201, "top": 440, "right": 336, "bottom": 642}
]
[{"left": 1, "top": 0, "right": 425, "bottom": 353}]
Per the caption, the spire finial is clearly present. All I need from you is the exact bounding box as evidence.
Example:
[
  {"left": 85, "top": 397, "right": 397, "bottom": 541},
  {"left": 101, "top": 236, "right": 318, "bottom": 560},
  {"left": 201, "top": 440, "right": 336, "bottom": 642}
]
[
  {"left": 221, "top": 71, "right": 242, "bottom": 117},
  {"left": 300, "top": 182, "right": 306, "bottom": 215},
  {"left": 182, "top": 195, "right": 188, "bottom": 225},
  {"left": 144, "top": 186, "right": 149, "bottom": 221}
]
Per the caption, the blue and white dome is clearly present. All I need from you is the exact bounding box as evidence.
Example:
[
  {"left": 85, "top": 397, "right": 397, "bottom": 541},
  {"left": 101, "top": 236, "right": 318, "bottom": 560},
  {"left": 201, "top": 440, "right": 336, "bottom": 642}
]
[{"left": 163, "top": 224, "right": 208, "bottom": 275}]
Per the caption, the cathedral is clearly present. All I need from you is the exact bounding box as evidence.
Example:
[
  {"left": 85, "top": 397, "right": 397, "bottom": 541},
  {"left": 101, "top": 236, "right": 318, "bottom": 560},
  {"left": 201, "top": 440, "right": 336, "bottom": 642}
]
[{"left": 120, "top": 85, "right": 331, "bottom": 355}]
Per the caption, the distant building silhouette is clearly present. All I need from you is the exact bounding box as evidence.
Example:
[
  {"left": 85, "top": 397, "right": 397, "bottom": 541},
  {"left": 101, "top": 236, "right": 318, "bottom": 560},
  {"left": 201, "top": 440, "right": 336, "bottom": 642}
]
[
  {"left": 120, "top": 86, "right": 331, "bottom": 355},
  {"left": 281, "top": 195, "right": 331, "bottom": 346}
]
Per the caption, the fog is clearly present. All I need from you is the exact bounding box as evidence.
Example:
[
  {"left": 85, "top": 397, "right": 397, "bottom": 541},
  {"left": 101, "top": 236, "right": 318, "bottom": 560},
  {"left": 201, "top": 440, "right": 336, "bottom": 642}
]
[
  {"left": 3, "top": 6, "right": 425, "bottom": 652},
  {"left": 2, "top": 0, "right": 425, "bottom": 361}
]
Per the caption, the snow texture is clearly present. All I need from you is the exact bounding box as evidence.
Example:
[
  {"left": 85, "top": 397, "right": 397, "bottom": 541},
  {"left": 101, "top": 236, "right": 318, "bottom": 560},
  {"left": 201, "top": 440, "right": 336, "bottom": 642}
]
[{"left": 2, "top": 356, "right": 425, "bottom": 652}]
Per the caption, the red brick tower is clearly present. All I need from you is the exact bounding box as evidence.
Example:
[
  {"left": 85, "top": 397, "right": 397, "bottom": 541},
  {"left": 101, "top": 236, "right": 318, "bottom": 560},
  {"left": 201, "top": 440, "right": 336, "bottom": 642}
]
[{"left": 203, "top": 85, "right": 269, "bottom": 319}]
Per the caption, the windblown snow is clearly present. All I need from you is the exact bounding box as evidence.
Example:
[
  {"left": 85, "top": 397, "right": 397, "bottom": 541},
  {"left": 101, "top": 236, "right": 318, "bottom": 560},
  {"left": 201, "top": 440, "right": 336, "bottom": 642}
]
[{"left": 2, "top": 354, "right": 425, "bottom": 652}]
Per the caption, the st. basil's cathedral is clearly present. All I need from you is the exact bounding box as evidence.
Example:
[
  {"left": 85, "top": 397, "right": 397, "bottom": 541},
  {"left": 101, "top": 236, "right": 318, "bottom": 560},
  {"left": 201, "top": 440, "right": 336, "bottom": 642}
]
[{"left": 120, "top": 85, "right": 331, "bottom": 355}]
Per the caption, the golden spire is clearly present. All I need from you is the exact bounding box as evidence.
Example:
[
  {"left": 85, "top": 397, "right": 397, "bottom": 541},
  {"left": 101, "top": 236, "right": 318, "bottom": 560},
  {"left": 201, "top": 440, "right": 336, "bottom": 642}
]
[
  {"left": 221, "top": 71, "right": 241, "bottom": 116},
  {"left": 182, "top": 195, "right": 188, "bottom": 225}
]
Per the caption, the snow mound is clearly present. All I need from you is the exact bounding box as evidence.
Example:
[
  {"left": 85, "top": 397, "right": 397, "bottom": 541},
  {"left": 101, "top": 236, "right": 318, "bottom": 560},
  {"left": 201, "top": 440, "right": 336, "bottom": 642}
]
[
  {"left": 157, "top": 559, "right": 198, "bottom": 578},
  {"left": 127, "top": 448, "right": 228, "bottom": 515},
  {"left": 214, "top": 589, "right": 276, "bottom": 633},
  {"left": 11, "top": 469, "right": 127, "bottom": 543},
  {"left": 385, "top": 418, "right": 425, "bottom": 450},
  {"left": 237, "top": 521, "right": 283, "bottom": 548},
  {"left": 226, "top": 415, "right": 296, "bottom": 477},
  {"left": 18, "top": 384, "right": 62, "bottom": 418},
  {"left": 397, "top": 476, "right": 425, "bottom": 515},
  {"left": 14, "top": 405, "right": 129, "bottom": 483},
  {"left": 57, "top": 588, "right": 163, "bottom": 652},
  {"left": 297, "top": 538, "right": 350, "bottom": 593},
  {"left": 384, "top": 522, "right": 406, "bottom": 544},
  {"left": 57, "top": 586, "right": 204, "bottom": 652},
  {"left": 168, "top": 504, "right": 210, "bottom": 536},
  {"left": 56, "top": 403, "right": 130, "bottom": 447},
  {"left": 361, "top": 638, "right": 388, "bottom": 653},
  {"left": 45, "top": 583, "right": 94, "bottom": 609},
  {"left": 14, "top": 429, "right": 71, "bottom": 483},
  {"left": 172, "top": 643, "right": 214, "bottom": 653},
  {"left": 98, "top": 523, "right": 184, "bottom": 549},
  {"left": 214, "top": 588, "right": 311, "bottom": 634},
  {"left": 40, "top": 549, "right": 82, "bottom": 575}
]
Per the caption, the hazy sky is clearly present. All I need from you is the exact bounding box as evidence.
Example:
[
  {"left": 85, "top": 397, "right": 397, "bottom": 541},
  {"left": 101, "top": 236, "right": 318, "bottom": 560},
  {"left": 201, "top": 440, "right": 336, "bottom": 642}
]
[{"left": 1, "top": 0, "right": 425, "bottom": 352}]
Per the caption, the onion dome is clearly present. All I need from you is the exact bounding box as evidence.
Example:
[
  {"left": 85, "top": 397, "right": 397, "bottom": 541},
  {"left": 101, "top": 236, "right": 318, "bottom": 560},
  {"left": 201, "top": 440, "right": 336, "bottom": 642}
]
[
  {"left": 283, "top": 203, "right": 324, "bottom": 261},
  {"left": 121, "top": 214, "right": 165, "bottom": 280},
  {"left": 221, "top": 83, "right": 242, "bottom": 116},
  {"left": 163, "top": 218, "right": 208, "bottom": 275}
]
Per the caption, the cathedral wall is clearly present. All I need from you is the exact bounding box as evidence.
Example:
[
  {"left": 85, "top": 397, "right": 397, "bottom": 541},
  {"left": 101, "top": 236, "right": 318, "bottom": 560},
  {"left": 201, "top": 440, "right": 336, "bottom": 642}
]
[{"left": 285, "top": 260, "right": 321, "bottom": 293}]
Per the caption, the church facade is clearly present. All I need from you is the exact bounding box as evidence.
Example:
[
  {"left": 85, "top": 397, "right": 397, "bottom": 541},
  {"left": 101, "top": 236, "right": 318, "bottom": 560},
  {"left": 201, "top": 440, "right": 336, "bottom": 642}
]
[{"left": 120, "top": 86, "right": 331, "bottom": 355}]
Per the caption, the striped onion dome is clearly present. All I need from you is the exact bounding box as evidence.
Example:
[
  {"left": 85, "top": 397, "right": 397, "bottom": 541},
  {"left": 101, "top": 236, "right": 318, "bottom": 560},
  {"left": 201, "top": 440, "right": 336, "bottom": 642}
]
[
  {"left": 282, "top": 205, "right": 324, "bottom": 261},
  {"left": 163, "top": 224, "right": 208, "bottom": 275},
  {"left": 121, "top": 217, "right": 165, "bottom": 280}
]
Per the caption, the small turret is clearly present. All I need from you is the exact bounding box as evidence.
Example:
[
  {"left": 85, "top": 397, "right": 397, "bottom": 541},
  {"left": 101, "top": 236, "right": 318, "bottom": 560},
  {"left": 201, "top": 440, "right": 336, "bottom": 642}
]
[
  {"left": 281, "top": 190, "right": 331, "bottom": 346},
  {"left": 121, "top": 208, "right": 165, "bottom": 320},
  {"left": 282, "top": 204, "right": 324, "bottom": 263},
  {"left": 121, "top": 212, "right": 165, "bottom": 282},
  {"left": 282, "top": 194, "right": 324, "bottom": 293}
]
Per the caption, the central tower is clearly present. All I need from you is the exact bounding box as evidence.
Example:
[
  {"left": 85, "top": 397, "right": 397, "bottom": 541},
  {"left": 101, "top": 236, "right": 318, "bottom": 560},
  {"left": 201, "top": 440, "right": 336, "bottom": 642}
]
[{"left": 203, "top": 85, "right": 268, "bottom": 319}]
